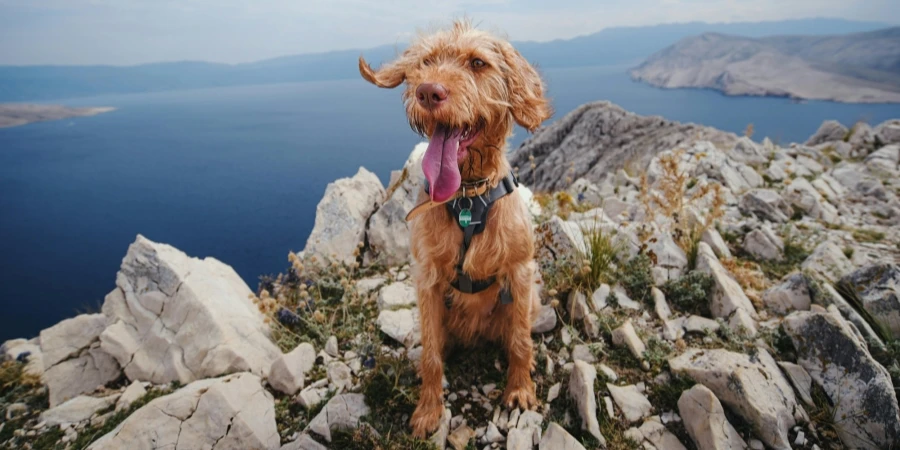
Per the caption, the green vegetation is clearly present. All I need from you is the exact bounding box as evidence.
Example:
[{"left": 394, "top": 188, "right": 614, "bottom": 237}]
[
  {"left": 618, "top": 254, "right": 655, "bottom": 307},
  {"left": 852, "top": 228, "right": 885, "bottom": 243},
  {"left": 579, "top": 224, "right": 627, "bottom": 291},
  {"left": 661, "top": 271, "right": 714, "bottom": 317}
]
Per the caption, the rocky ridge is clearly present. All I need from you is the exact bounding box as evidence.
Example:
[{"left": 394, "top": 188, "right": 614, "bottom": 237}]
[{"left": 2, "top": 103, "right": 900, "bottom": 449}]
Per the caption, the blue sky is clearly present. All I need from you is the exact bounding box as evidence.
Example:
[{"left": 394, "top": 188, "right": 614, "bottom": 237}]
[{"left": 0, "top": 0, "right": 895, "bottom": 66}]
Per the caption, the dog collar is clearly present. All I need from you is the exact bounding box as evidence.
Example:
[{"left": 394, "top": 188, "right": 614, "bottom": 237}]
[{"left": 405, "top": 176, "right": 502, "bottom": 222}]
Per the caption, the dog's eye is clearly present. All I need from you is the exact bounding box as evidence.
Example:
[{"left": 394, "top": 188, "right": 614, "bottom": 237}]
[
  {"left": 423, "top": 58, "right": 432, "bottom": 66},
  {"left": 471, "top": 58, "right": 486, "bottom": 69}
]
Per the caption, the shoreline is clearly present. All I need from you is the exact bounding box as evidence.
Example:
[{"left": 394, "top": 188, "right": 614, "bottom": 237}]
[{"left": 0, "top": 104, "right": 116, "bottom": 129}]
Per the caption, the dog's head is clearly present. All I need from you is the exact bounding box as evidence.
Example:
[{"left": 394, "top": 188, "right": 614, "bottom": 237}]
[{"left": 359, "top": 20, "right": 551, "bottom": 202}]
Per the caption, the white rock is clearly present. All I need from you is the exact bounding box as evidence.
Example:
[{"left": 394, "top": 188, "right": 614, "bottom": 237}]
[
  {"left": 801, "top": 241, "right": 854, "bottom": 283},
  {"left": 652, "top": 287, "right": 672, "bottom": 320},
  {"left": 777, "top": 362, "right": 814, "bottom": 407},
  {"left": 646, "top": 232, "right": 688, "bottom": 282},
  {"left": 376, "top": 308, "right": 420, "bottom": 348},
  {"left": 535, "top": 216, "right": 586, "bottom": 278},
  {"left": 806, "top": 120, "right": 848, "bottom": 146},
  {"left": 430, "top": 408, "right": 452, "bottom": 450},
  {"left": 598, "top": 364, "right": 618, "bottom": 381},
  {"left": 304, "top": 167, "right": 384, "bottom": 265},
  {"left": 571, "top": 344, "right": 597, "bottom": 363},
  {"left": 99, "top": 235, "right": 279, "bottom": 386},
  {"left": 506, "top": 428, "right": 533, "bottom": 450},
  {"left": 701, "top": 228, "right": 732, "bottom": 259},
  {"left": 678, "top": 384, "right": 748, "bottom": 450},
  {"left": 531, "top": 304, "right": 557, "bottom": 334},
  {"left": 269, "top": 343, "right": 317, "bottom": 395},
  {"left": 784, "top": 177, "right": 838, "bottom": 222},
  {"left": 539, "top": 422, "right": 586, "bottom": 450},
  {"left": 607, "top": 384, "right": 653, "bottom": 423},
  {"left": 590, "top": 284, "right": 610, "bottom": 312},
  {"left": 41, "top": 314, "right": 120, "bottom": 407},
  {"left": 569, "top": 360, "right": 606, "bottom": 446},
  {"left": 612, "top": 285, "right": 642, "bottom": 310},
  {"left": 669, "top": 348, "right": 805, "bottom": 450},
  {"left": 1, "top": 339, "right": 43, "bottom": 377},
  {"left": 306, "top": 393, "right": 370, "bottom": 443},
  {"left": 355, "top": 276, "right": 386, "bottom": 296},
  {"left": 840, "top": 264, "right": 900, "bottom": 336},
  {"left": 115, "top": 381, "right": 147, "bottom": 412},
  {"left": 727, "top": 309, "right": 758, "bottom": 337},
  {"left": 696, "top": 242, "right": 758, "bottom": 320},
  {"left": 481, "top": 422, "right": 504, "bottom": 443},
  {"left": 567, "top": 290, "right": 589, "bottom": 320},
  {"left": 88, "top": 373, "right": 279, "bottom": 450},
  {"left": 280, "top": 434, "right": 328, "bottom": 450},
  {"left": 448, "top": 424, "right": 475, "bottom": 450},
  {"left": 297, "top": 388, "right": 323, "bottom": 410},
  {"left": 739, "top": 189, "right": 793, "bottom": 223},
  {"left": 634, "top": 416, "right": 687, "bottom": 450},
  {"left": 742, "top": 227, "right": 784, "bottom": 261},
  {"left": 678, "top": 315, "right": 721, "bottom": 334},
  {"left": 366, "top": 145, "right": 424, "bottom": 266},
  {"left": 783, "top": 310, "right": 900, "bottom": 449},
  {"left": 327, "top": 361, "right": 353, "bottom": 392},
  {"left": 762, "top": 273, "right": 811, "bottom": 315},
  {"left": 41, "top": 394, "right": 120, "bottom": 426},
  {"left": 325, "top": 336, "right": 339, "bottom": 358},
  {"left": 377, "top": 282, "right": 417, "bottom": 311},
  {"left": 612, "top": 319, "right": 646, "bottom": 359}
]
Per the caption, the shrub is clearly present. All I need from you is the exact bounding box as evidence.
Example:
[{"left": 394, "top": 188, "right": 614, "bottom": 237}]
[{"left": 661, "top": 271, "right": 714, "bottom": 316}]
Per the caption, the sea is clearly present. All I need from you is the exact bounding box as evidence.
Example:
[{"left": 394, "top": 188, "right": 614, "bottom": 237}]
[{"left": 2, "top": 64, "right": 899, "bottom": 340}]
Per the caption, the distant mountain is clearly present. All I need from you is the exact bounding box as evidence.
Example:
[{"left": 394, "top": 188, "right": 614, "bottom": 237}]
[
  {"left": 630, "top": 27, "right": 900, "bottom": 103},
  {"left": 0, "top": 18, "right": 891, "bottom": 102}
]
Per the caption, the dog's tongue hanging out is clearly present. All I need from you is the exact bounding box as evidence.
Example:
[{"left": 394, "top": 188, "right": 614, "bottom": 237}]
[{"left": 422, "top": 124, "right": 463, "bottom": 203}]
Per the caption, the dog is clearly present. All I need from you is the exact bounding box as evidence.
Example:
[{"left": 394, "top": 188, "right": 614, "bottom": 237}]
[{"left": 359, "top": 20, "right": 552, "bottom": 437}]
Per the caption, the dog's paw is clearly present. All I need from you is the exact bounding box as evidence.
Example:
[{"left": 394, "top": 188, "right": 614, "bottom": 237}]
[
  {"left": 502, "top": 381, "right": 537, "bottom": 410},
  {"left": 410, "top": 402, "right": 443, "bottom": 438}
]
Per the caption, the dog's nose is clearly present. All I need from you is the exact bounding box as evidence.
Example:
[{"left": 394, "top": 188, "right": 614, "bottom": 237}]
[{"left": 416, "top": 83, "right": 448, "bottom": 109}]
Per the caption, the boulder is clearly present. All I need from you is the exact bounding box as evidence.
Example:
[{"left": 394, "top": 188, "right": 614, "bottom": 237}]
[
  {"left": 40, "top": 314, "right": 121, "bottom": 407},
  {"left": 742, "top": 227, "right": 784, "bottom": 261},
  {"left": 531, "top": 303, "right": 557, "bottom": 334},
  {"left": 366, "top": 144, "right": 425, "bottom": 266},
  {"left": 805, "top": 120, "right": 848, "bottom": 146},
  {"left": 612, "top": 320, "right": 646, "bottom": 360},
  {"left": 535, "top": 216, "right": 586, "bottom": 284},
  {"left": 99, "top": 235, "right": 280, "bottom": 385},
  {"left": 731, "top": 137, "right": 769, "bottom": 166},
  {"left": 678, "top": 384, "right": 748, "bottom": 450},
  {"left": 875, "top": 119, "right": 900, "bottom": 145},
  {"left": 539, "top": 422, "right": 587, "bottom": 450},
  {"left": 1, "top": 338, "right": 43, "bottom": 376},
  {"left": 569, "top": 360, "right": 606, "bottom": 446},
  {"left": 377, "top": 282, "right": 417, "bottom": 311},
  {"left": 607, "top": 384, "right": 653, "bottom": 423},
  {"left": 739, "top": 189, "right": 793, "bottom": 223},
  {"left": 306, "top": 394, "right": 370, "bottom": 443},
  {"left": 701, "top": 228, "right": 732, "bottom": 259},
  {"left": 41, "top": 394, "right": 120, "bottom": 426},
  {"left": 669, "top": 348, "right": 805, "bottom": 450},
  {"left": 696, "top": 243, "right": 758, "bottom": 321},
  {"left": 116, "top": 381, "right": 147, "bottom": 412},
  {"left": 268, "top": 343, "right": 317, "bottom": 395},
  {"left": 303, "top": 167, "right": 385, "bottom": 265},
  {"left": 839, "top": 264, "right": 900, "bottom": 336},
  {"left": 376, "top": 308, "right": 421, "bottom": 348},
  {"left": 762, "top": 273, "right": 811, "bottom": 314},
  {"left": 865, "top": 144, "right": 900, "bottom": 175},
  {"left": 88, "top": 373, "right": 279, "bottom": 450},
  {"left": 801, "top": 241, "right": 854, "bottom": 283},
  {"left": 784, "top": 177, "right": 838, "bottom": 222},
  {"left": 776, "top": 362, "right": 814, "bottom": 407},
  {"left": 783, "top": 310, "right": 900, "bottom": 449}
]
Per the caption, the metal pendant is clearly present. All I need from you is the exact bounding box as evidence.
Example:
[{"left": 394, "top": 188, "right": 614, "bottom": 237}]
[{"left": 458, "top": 208, "right": 472, "bottom": 227}]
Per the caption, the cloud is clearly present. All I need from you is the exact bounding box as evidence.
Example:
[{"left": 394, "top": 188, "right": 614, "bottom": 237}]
[{"left": 0, "top": 0, "right": 895, "bottom": 65}]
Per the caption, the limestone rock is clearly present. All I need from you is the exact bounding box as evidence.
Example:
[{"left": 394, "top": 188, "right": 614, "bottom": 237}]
[
  {"left": 535, "top": 216, "right": 586, "bottom": 283},
  {"left": 41, "top": 394, "right": 120, "bottom": 426},
  {"left": 839, "top": 264, "right": 900, "bottom": 336},
  {"left": 40, "top": 314, "right": 120, "bottom": 407},
  {"left": 806, "top": 120, "right": 848, "bottom": 146},
  {"left": 777, "top": 362, "right": 814, "bottom": 407},
  {"left": 784, "top": 177, "right": 838, "bottom": 222},
  {"left": 742, "top": 227, "right": 784, "bottom": 261},
  {"left": 327, "top": 361, "right": 353, "bottom": 392},
  {"left": 303, "top": 167, "right": 385, "bottom": 265},
  {"left": 539, "top": 422, "right": 587, "bottom": 450},
  {"left": 366, "top": 144, "right": 425, "bottom": 266},
  {"left": 678, "top": 384, "right": 747, "bottom": 450},
  {"left": 88, "top": 373, "right": 279, "bottom": 450},
  {"left": 377, "top": 282, "right": 417, "bottom": 311},
  {"left": 569, "top": 360, "right": 606, "bottom": 446},
  {"left": 696, "top": 243, "right": 758, "bottom": 320},
  {"left": 448, "top": 425, "right": 475, "bottom": 450},
  {"left": 115, "top": 381, "right": 147, "bottom": 412},
  {"left": 875, "top": 119, "right": 900, "bottom": 145},
  {"left": 268, "top": 343, "right": 317, "bottom": 395},
  {"left": 280, "top": 434, "right": 328, "bottom": 450},
  {"left": 612, "top": 320, "right": 646, "bottom": 360},
  {"left": 731, "top": 137, "right": 769, "bottom": 166},
  {"left": 531, "top": 303, "right": 557, "bottom": 334},
  {"left": 701, "top": 228, "right": 732, "bottom": 259},
  {"left": 376, "top": 308, "right": 420, "bottom": 348},
  {"left": 1, "top": 338, "right": 43, "bottom": 376},
  {"left": 739, "top": 189, "right": 793, "bottom": 223},
  {"left": 430, "top": 408, "right": 452, "bottom": 450},
  {"left": 306, "top": 393, "right": 370, "bottom": 443},
  {"left": 669, "top": 347, "right": 805, "bottom": 449},
  {"left": 801, "top": 241, "right": 854, "bottom": 283},
  {"left": 783, "top": 311, "right": 900, "bottom": 449},
  {"left": 607, "top": 384, "right": 653, "bottom": 423},
  {"left": 99, "top": 235, "right": 280, "bottom": 385},
  {"left": 762, "top": 273, "right": 811, "bottom": 315},
  {"left": 631, "top": 416, "right": 687, "bottom": 450}
]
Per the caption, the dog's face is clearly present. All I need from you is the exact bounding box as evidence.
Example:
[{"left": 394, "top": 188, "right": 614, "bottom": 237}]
[{"left": 359, "top": 21, "right": 551, "bottom": 202}]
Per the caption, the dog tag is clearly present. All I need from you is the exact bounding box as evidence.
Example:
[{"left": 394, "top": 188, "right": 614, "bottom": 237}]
[{"left": 458, "top": 208, "right": 472, "bottom": 227}]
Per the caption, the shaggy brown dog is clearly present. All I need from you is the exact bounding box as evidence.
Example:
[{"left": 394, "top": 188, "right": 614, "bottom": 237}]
[{"left": 359, "top": 20, "right": 551, "bottom": 437}]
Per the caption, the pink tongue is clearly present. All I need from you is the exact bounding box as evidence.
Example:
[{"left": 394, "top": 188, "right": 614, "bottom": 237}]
[{"left": 422, "top": 124, "right": 462, "bottom": 203}]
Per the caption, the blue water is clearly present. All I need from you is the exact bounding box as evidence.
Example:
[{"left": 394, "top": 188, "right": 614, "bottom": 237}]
[{"left": 2, "top": 65, "right": 899, "bottom": 340}]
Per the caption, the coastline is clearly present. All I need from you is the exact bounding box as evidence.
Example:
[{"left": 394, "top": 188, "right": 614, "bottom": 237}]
[{"left": 0, "top": 104, "right": 116, "bottom": 128}]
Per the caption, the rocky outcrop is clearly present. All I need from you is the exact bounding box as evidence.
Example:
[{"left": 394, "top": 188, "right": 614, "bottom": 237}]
[
  {"left": 40, "top": 314, "right": 120, "bottom": 407},
  {"left": 366, "top": 144, "right": 425, "bottom": 266},
  {"left": 99, "top": 235, "right": 280, "bottom": 385},
  {"left": 302, "top": 167, "right": 385, "bottom": 265},
  {"left": 783, "top": 310, "right": 900, "bottom": 449},
  {"left": 510, "top": 101, "right": 736, "bottom": 191},
  {"left": 88, "top": 373, "right": 279, "bottom": 450},
  {"left": 839, "top": 264, "right": 900, "bottom": 336}
]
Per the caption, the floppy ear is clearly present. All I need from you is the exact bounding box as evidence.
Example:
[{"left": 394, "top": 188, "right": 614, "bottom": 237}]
[
  {"left": 359, "top": 54, "right": 407, "bottom": 88},
  {"left": 498, "top": 43, "right": 552, "bottom": 132}
]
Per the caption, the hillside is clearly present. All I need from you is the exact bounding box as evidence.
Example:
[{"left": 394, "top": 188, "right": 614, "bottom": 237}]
[
  {"left": 2, "top": 101, "right": 900, "bottom": 449},
  {"left": 630, "top": 27, "right": 900, "bottom": 103},
  {"left": 0, "top": 18, "right": 889, "bottom": 102}
]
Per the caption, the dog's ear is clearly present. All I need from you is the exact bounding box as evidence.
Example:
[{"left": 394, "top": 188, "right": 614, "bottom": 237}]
[
  {"left": 498, "top": 43, "right": 552, "bottom": 132},
  {"left": 359, "top": 54, "right": 407, "bottom": 89}
]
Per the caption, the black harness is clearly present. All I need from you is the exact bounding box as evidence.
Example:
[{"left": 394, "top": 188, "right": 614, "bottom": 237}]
[{"left": 424, "top": 173, "right": 519, "bottom": 307}]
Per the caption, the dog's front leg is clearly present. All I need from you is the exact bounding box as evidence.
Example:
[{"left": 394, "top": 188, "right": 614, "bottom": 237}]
[
  {"left": 410, "top": 281, "right": 447, "bottom": 437},
  {"left": 501, "top": 262, "right": 537, "bottom": 410}
]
